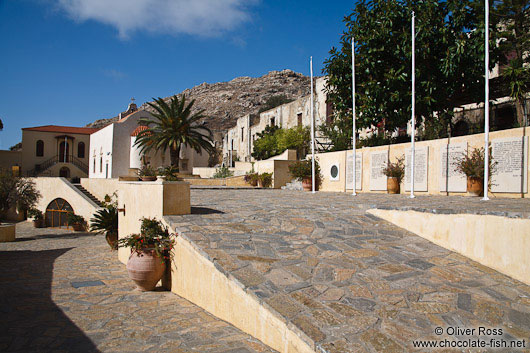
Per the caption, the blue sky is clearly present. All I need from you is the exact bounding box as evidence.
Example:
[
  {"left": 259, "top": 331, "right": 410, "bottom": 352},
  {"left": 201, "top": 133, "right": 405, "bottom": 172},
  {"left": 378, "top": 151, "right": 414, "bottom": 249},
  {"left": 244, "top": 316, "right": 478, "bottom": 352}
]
[{"left": 0, "top": 0, "right": 354, "bottom": 149}]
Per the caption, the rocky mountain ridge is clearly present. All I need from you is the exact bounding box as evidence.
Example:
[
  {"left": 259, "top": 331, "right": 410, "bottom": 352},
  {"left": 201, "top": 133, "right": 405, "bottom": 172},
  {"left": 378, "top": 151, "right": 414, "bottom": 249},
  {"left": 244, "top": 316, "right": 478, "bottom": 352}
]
[{"left": 86, "top": 69, "right": 313, "bottom": 134}]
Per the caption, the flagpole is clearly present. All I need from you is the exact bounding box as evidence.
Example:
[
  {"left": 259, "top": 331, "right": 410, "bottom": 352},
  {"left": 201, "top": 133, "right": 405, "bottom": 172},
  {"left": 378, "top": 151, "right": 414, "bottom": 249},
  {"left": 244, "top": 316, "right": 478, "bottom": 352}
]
[
  {"left": 352, "top": 37, "right": 357, "bottom": 196},
  {"left": 310, "top": 56, "right": 316, "bottom": 194},
  {"left": 410, "top": 11, "right": 416, "bottom": 199},
  {"left": 482, "top": 0, "right": 490, "bottom": 201}
]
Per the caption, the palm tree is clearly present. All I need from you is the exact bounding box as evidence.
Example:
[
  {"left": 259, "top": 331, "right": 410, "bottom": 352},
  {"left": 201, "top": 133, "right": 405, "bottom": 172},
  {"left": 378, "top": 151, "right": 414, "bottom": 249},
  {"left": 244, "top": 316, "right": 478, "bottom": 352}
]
[{"left": 134, "top": 96, "right": 214, "bottom": 170}]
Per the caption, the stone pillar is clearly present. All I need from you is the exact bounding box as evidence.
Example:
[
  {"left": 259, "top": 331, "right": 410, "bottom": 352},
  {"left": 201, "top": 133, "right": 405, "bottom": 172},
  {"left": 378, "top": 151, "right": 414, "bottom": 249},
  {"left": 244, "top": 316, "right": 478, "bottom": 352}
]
[{"left": 117, "top": 180, "right": 191, "bottom": 264}]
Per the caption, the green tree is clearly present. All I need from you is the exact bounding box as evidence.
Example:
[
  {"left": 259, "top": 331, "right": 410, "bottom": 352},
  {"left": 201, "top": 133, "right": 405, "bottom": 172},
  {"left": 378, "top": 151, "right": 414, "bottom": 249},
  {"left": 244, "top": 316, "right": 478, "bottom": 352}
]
[
  {"left": 276, "top": 126, "right": 310, "bottom": 158},
  {"left": 323, "top": 0, "right": 499, "bottom": 148},
  {"left": 251, "top": 125, "right": 280, "bottom": 160},
  {"left": 0, "top": 171, "right": 40, "bottom": 221},
  {"left": 493, "top": 0, "right": 530, "bottom": 126},
  {"left": 134, "top": 96, "right": 214, "bottom": 170}
]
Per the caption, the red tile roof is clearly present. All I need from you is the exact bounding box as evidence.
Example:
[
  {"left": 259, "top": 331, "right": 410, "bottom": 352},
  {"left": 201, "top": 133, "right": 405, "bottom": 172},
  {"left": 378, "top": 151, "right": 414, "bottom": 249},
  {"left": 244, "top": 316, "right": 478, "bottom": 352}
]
[
  {"left": 131, "top": 125, "right": 150, "bottom": 136},
  {"left": 22, "top": 125, "right": 100, "bottom": 135}
]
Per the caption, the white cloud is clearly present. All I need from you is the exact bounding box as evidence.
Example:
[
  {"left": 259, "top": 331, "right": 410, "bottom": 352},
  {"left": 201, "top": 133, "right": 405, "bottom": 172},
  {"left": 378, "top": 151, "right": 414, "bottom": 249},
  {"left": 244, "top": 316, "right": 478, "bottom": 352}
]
[{"left": 55, "top": 0, "right": 256, "bottom": 38}]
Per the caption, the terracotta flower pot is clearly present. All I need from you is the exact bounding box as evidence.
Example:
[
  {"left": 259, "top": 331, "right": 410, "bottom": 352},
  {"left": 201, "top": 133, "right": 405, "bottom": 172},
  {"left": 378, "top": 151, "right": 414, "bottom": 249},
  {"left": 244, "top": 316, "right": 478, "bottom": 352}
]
[
  {"left": 387, "top": 177, "right": 400, "bottom": 194},
  {"left": 141, "top": 176, "right": 157, "bottom": 182},
  {"left": 72, "top": 223, "right": 85, "bottom": 231},
  {"left": 127, "top": 250, "right": 166, "bottom": 291},
  {"left": 302, "top": 177, "right": 318, "bottom": 191},
  {"left": 33, "top": 219, "right": 44, "bottom": 228},
  {"left": 249, "top": 179, "right": 258, "bottom": 187},
  {"left": 257, "top": 179, "right": 263, "bottom": 187},
  {"left": 105, "top": 231, "right": 118, "bottom": 250},
  {"left": 467, "top": 177, "right": 483, "bottom": 196}
]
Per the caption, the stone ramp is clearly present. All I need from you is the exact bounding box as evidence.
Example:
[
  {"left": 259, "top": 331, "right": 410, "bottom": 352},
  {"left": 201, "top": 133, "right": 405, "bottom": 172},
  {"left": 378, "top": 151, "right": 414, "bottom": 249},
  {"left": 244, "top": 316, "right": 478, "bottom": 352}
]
[{"left": 166, "top": 189, "right": 530, "bottom": 353}]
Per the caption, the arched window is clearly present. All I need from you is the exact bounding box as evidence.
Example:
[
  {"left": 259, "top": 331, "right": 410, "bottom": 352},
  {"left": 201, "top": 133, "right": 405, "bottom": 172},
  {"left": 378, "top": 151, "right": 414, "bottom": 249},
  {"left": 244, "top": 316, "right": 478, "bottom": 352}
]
[
  {"left": 36, "top": 140, "right": 44, "bottom": 157},
  {"left": 100, "top": 157, "right": 103, "bottom": 173},
  {"left": 78, "top": 142, "right": 85, "bottom": 158},
  {"left": 59, "top": 167, "right": 70, "bottom": 178},
  {"left": 45, "top": 198, "right": 74, "bottom": 228}
]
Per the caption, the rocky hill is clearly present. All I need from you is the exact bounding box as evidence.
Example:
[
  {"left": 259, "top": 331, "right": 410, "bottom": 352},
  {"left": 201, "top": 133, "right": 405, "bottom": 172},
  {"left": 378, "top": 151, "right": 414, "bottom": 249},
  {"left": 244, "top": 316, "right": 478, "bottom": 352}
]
[{"left": 86, "top": 69, "right": 312, "bottom": 135}]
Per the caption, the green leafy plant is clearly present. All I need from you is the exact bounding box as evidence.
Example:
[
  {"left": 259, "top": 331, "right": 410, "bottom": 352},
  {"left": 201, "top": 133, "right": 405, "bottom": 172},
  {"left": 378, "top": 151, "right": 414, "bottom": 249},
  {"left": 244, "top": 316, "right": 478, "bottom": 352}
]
[
  {"left": 213, "top": 166, "right": 234, "bottom": 179},
  {"left": 90, "top": 206, "right": 118, "bottom": 234},
  {"left": 67, "top": 213, "right": 86, "bottom": 226},
  {"left": 0, "top": 171, "right": 41, "bottom": 222},
  {"left": 117, "top": 218, "right": 175, "bottom": 260},
  {"left": 244, "top": 172, "right": 259, "bottom": 186},
  {"left": 259, "top": 173, "right": 273, "bottom": 188},
  {"left": 382, "top": 156, "right": 405, "bottom": 183},
  {"left": 138, "top": 165, "right": 157, "bottom": 177},
  {"left": 27, "top": 208, "right": 43, "bottom": 221},
  {"left": 455, "top": 147, "right": 497, "bottom": 179},
  {"left": 288, "top": 158, "right": 322, "bottom": 186},
  {"left": 157, "top": 166, "right": 180, "bottom": 181},
  {"left": 252, "top": 126, "right": 310, "bottom": 160}
]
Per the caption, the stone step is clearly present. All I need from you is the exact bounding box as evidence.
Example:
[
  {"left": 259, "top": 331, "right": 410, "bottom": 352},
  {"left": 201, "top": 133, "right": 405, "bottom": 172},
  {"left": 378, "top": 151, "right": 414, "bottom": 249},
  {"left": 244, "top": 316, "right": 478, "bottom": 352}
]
[{"left": 73, "top": 184, "right": 104, "bottom": 207}]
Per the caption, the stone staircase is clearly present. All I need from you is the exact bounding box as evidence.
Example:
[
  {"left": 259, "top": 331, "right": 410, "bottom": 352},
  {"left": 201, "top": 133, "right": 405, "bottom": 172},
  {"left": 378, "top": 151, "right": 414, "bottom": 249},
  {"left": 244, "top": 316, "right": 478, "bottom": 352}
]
[
  {"left": 73, "top": 184, "right": 104, "bottom": 207},
  {"left": 281, "top": 179, "right": 303, "bottom": 191}
]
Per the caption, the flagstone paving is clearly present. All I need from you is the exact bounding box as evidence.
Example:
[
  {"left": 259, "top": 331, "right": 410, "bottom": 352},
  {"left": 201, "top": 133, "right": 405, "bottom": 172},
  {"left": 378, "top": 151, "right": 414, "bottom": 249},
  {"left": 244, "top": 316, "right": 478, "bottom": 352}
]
[
  {"left": 0, "top": 222, "right": 276, "bottom": 353},
  {"left": 166, "top": 189, "right": 530, "bottom": 353}
]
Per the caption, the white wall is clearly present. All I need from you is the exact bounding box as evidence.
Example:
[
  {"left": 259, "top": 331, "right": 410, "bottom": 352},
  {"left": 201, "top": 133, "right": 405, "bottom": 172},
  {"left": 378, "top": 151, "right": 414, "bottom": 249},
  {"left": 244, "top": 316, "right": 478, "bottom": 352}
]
[{"left": 89, "top": 124, "right": 114, "bottom": 178}]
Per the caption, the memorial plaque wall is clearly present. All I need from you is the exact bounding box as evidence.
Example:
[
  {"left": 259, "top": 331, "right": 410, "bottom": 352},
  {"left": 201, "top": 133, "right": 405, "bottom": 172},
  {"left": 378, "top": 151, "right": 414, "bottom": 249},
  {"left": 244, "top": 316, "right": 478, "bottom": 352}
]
[
  {"left": 346, "top": 153, "right": 362, "bottom": 190},
  {"left": 404, "top": 146, "right": 429, "bottom": 192},
  {"left": 370, "top": 150, "right": 388, "bottom": 191},
  {"left": 439, "top": 142, "right": 467, "bottom": 192},
  {"left": 491, "top": 136, "right": 528, "bottom": 193}
]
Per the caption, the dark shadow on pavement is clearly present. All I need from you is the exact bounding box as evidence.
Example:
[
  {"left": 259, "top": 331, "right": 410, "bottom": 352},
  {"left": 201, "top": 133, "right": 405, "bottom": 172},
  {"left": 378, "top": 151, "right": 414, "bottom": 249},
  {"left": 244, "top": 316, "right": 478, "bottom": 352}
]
[
  {"left": 191, "top": 206, "right": 224, "bottom": 215},
  {"left": 0, "top": 248, "right": 100, "bottom": 352}
]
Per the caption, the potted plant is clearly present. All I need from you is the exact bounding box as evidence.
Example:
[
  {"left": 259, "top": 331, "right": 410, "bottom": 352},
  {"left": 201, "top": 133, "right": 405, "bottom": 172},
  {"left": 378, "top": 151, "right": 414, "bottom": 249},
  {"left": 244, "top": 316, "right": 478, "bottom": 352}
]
[
  {"left": 258, "top": 172, "right": 273, "bottom": 188},
  {"left": 288, "top": 158, "right": 321, "bottom": 191},
  {"left": 118, "top": 218, "right": 176, "bottom": 291},
  {"left": 28, "top": 208, "right": 45, "bottom": 228},
  {"left": 67, "top": 213, "right": 86, "bottom": 231},
  {"left": 138, "top": 165, "right": 157, "bottom": 181},
  {"left": 244, "top": 172, "right": 259, "bottom": 187},
  {"left": 455, "top": 147, "right": 496, "bottom": 196},
  {"left": 382, "top": 155, "right": 405, "bottom": 194},
  {"left": 90, "top": 206, "right": 118, "bottom": 249},
  {"left": 157, "top": 166, "right": 180, "bottom": 181}
]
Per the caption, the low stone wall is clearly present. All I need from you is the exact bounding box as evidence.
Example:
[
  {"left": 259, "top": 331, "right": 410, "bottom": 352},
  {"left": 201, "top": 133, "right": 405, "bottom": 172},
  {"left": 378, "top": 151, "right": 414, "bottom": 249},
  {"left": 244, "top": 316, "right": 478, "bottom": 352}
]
[
  {"left": 80, "top": 178, "right": 120, "bottom": 201},
  {"left": 368, "top": 209, "right": 530, "bottom": 286},
  {"left": 0, "top": 224, "right": 16, "bottom": 242},
  {"left": 316, "top": 127, "right": 530, "bottom": 198}
]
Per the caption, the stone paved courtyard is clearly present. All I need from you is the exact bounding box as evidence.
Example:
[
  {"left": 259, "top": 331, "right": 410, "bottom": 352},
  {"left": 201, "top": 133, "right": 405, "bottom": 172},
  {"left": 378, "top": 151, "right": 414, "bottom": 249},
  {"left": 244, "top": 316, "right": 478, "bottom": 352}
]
[
  {"left": 0, "top": 222, "right": 276, "bottom": 353},
  {"left": 167, "top": 189, "right": 530, "bottom": 352}
]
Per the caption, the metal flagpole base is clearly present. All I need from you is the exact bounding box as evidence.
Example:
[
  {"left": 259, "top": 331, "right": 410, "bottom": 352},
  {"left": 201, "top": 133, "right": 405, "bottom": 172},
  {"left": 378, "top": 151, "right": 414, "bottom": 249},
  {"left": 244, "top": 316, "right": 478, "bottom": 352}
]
[
  {"left": 409, "top": 194, "right": 415, "bottom": 199},
  {"left": 481, "top": 196, "right": 489, "bottom": 201}
]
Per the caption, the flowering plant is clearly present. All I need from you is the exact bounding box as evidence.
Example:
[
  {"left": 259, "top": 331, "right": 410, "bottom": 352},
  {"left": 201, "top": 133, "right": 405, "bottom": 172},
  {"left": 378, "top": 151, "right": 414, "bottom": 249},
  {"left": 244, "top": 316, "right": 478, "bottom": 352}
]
[{"left": 117, "top": 218, "right": 176, "bottom": 260}]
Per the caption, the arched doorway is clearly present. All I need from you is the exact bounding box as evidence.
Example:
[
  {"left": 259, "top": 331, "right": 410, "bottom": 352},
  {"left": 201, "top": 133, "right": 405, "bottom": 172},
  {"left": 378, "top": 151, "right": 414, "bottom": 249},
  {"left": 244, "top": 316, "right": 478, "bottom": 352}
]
[
  {"left": 59, "top": 167, "right": 70, "bottom": 178},
  {"left": 59, "top": 141, "right": 70, "bottom": 162},
  {"left": 45, "top": 198, "right": 74, "bottom": 228}
]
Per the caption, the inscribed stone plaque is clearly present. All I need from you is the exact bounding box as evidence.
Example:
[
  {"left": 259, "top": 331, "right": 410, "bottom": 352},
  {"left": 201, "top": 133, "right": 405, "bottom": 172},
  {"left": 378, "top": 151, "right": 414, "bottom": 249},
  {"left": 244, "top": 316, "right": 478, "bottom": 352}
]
[
  {"left": 439, "top": 142, "right": 467, "bottom": 192},
  {"left": 370, "top": 150, "right": 388, "bottom": 191},
  {"left": 405, "top": 146, "right": 429, "bottom": 192},
  {"left": 346, "top": 152, "right": 362, "bottom": 190},
  {"left": 491, "top": 136, "right": 528, "bottom": 193}
]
